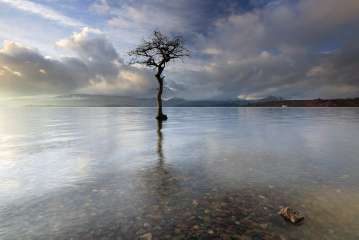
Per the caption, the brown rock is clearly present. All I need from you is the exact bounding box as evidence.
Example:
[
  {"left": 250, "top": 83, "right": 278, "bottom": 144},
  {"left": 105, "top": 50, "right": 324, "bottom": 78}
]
[{"left": 278, "top": 207, "right": 304, "bottom": 224}]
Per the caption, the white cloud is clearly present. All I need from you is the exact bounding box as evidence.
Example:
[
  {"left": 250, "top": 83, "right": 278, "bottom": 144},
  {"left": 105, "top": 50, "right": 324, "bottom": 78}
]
[
  {"left": 0, "top": 28, "right": 156, "bottom": 97},
  {"left": 56, "top": 27, "right": 103, "bottom": 49},
  {"left": 0, "top": 0, "right": 84, "bottom": 27}
]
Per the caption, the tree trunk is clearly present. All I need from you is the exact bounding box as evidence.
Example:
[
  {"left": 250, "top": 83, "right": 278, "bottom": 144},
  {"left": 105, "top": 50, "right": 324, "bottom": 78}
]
[{"left": 155, "top": 67, "right": 167, "bottom": 121}]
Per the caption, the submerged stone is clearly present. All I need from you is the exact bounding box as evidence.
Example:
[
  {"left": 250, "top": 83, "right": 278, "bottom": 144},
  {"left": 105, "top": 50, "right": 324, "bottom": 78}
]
[{"left": 278, "top": 207, "right": 304, "bottom": 224}]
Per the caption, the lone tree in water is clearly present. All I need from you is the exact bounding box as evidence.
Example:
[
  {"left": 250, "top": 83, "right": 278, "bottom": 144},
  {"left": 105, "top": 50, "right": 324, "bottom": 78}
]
[{"left": 129, "top": 31, "right": 190, "bottom": 121}]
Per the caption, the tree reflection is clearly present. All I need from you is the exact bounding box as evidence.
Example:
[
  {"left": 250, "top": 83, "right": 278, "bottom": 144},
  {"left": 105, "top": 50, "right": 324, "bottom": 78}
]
[
  {"left": 156, "top": 119, "right": 164, "bottom": 164},
  {"left": 151, "top": 119, "right": 179, "bottom": 198}
]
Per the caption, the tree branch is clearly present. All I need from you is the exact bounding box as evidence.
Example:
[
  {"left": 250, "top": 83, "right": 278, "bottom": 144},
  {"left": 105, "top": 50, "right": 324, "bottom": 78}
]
[{"left": 128, "top": 31, "right": 190, "bottom": 70}]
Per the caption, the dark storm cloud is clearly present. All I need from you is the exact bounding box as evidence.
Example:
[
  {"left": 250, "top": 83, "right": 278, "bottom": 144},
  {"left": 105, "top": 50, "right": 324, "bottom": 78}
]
[{"left": 165, "top": 0, "right": 359, "bottom": 99}]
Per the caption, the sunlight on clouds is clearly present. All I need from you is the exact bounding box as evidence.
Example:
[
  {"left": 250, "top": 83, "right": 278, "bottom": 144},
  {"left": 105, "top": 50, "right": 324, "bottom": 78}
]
[
  {"left": 13, "top": 71, "right": 22, "bottom": 77},
  {"left": 84, "top": 78, "right": 117, "bottom": 95},
  {"left": 120, "top": 70, "right": 144, "bottom": 83},
  {"left": 0, "top": 27, "right": 156, "bottom": 97},
  {"left": 238, "top": 94, "right": 260, "bottom": 101},
  {"left": 82, "top": 70, "right": 152, "bottom": 95},
  {"left": 56, "top": 27, "right": 102, "bottom": 49},
  {"left": 88, "top": 77, "right": 109, "bottom": 90},
  {"left": 2, "top": 65, "right": 22, "bottom": 77},
  {"left": 0, "top": 40, "right": 27, "bottom": 53}
]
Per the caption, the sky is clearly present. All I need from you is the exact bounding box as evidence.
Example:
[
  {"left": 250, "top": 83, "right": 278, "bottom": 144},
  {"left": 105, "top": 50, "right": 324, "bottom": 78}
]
[{"left": 0, "top": 0, "right": 359, "bottom": 100}]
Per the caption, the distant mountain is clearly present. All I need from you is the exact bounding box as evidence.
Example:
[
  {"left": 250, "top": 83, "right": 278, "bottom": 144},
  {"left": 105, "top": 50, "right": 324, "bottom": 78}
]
[
  {"left": 18, "top": 94, "right": 359, "bottom": 107},
  {"left": 247, "top": 98, "right": 359, "bottom": 107},
  {"left": 23, "top": 94, "right": 250, "bottom": 107},
  {"left": 165, "top": 98, "right": 249, "bottom": 107}
]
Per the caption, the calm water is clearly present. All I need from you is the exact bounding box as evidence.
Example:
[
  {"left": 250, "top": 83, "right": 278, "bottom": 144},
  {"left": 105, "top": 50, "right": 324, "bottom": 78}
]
[{"left": 0, "top": 107, "right": 358, "bottom": 240}]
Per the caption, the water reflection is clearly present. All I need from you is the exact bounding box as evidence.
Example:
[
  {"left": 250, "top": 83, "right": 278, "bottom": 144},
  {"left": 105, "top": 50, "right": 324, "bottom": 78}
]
[
  {"left": 0, "top": 108, "right": 358, "bottom": 239},
  {"left": 157, "top": 120, "right": 164, "bottom": 164}
]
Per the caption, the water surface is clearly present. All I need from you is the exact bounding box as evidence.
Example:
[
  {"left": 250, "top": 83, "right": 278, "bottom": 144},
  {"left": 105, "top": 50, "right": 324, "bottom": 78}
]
[{"left": 0, "top": 107, "right": 358, "bottom": 239}]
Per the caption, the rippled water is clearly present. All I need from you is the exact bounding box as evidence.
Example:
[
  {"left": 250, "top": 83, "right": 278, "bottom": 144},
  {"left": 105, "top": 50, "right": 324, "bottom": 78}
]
[{"left": 0, "top": 107, "right": 358, "bottom": 239}]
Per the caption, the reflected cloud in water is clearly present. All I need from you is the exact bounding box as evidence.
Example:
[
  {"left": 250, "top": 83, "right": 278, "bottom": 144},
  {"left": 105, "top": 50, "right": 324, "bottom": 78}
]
[{"left": 0, "top": 108, "right": 359, "bottom": 239}]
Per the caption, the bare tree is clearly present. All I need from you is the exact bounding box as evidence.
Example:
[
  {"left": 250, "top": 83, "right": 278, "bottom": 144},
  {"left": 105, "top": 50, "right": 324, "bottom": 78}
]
[{"left": 129, "top": 31, "right": 190, "bottom": 121}]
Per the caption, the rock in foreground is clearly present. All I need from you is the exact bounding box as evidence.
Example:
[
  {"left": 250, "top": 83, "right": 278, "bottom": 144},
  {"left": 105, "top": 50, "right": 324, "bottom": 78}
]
[{"left": 279, "top": 207, "right": 304, "bottom": 224}]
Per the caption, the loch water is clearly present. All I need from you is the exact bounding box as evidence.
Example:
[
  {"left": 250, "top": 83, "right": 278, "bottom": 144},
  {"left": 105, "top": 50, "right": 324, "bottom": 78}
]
[{"left": 0, "top": 107, "right": 358, "bottom": 239}]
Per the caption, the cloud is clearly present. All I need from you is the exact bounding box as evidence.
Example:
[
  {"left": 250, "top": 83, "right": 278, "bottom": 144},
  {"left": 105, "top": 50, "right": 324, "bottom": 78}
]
[
  {"left": 105, "top": 1, "right": 192, "bottom": 53},
  {"left": 102, "top": 0, "right": 234, "bottom": 55},
  {"left": 89, "top": 0, "right": 110, "bottom": 15},
  {"left": 1, "top": 0, "right": 359, "bottom": 100},
  {"left": 1, "top": 65, "right": 23, "bottom": 77},
  {"left": 168, "top": 0, "right": 359, "bottom": 99},
  {"left": 0, "top": 28, "right": 156, "bottom": 97},
  {"left": 0, "top": 0, "right": 84, "bottom": 27},
  {"left": 55, "top": 27, "right": 117, "bottom": 63},
  {"left": 108, "top": 4, "right": 187, "bottom": 33}
]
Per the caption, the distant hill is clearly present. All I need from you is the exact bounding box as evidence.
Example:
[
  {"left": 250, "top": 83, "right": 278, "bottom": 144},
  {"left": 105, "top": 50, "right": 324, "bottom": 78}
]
[
  {"left": 247, "top": 98, "right": 359, "bottom": 107},
  {"left": 17, "top": 94, "right": 359, "bottom": 107},
  {"left": 165, "top": 98, "right": 249, "bottom": 107},
  {"left": 24, "top": 94, "right": 250, "bottom": 107}
]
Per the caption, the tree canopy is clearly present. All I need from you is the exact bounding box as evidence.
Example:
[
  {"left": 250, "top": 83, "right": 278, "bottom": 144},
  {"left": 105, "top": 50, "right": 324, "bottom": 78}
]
[{"left": 128, "top": 31, "right": 190, "bottom": 69}]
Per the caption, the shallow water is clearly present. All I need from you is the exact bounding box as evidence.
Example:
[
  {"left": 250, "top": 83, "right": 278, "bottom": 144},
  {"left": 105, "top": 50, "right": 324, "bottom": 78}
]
[{"left": 0, "top": 107, "right": 358, "bottom": 239}]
